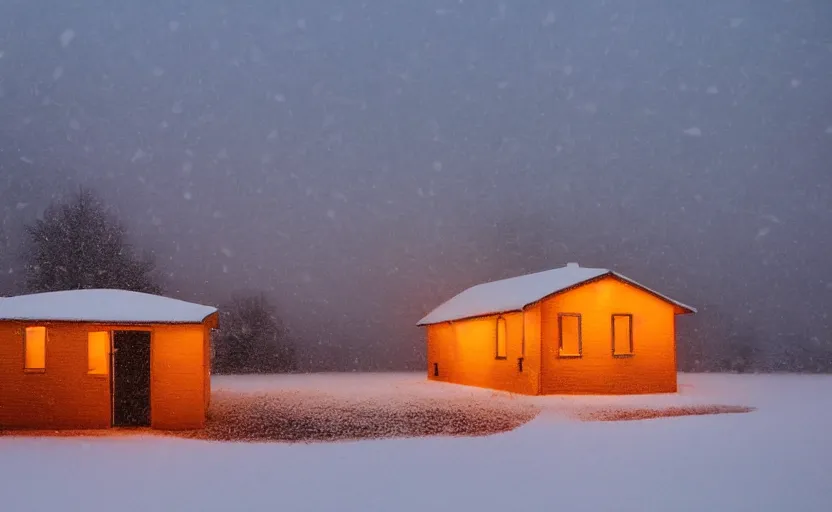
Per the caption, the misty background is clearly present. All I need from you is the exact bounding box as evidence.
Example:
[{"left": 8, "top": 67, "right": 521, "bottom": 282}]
[{"left": 1, "top": 0, "right": 831, "bottom": 372}]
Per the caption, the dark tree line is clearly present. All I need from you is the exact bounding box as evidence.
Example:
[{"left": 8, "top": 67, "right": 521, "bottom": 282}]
[{"left": 14, "top": 187, "right": 296, "bottom": 374}]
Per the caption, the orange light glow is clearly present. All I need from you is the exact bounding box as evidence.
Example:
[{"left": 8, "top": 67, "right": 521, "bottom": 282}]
[
  {"left": 426, "top": 275, "right": 682, "bottom": 395},
  {"left": 612, "top": 314, "right": 633, "bottom": 355},
  {"left": 24, "top": 326, "right": 46, "bottom": 370},
  {"left": 540, "top": 276, "right": 679, "bottom": 394},
  {"left": 88, "top": 331, "right": 110, "bottom": 375},
  {"left": 558, "top": 314, "right": 581, "bottom": 357},
  {"left": 496, "top": 317, "right": 507, "bottom": 358}
]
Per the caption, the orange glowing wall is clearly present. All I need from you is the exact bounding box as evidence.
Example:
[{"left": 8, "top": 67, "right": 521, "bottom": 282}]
[
  {"left": 426, "top": 310, "right": 540, "bottom": 395},
  {"left": 0, "top": 321, "right": 111, "bottom": 429},
  {"left": 539, "top": 275, "right": 679, "bottom": 394},
  {"left": 149, "top": 324, "right": 209, "bottom": 430},
  {"left": 0, "top": 319, "right": 213, "bottom": 430}
]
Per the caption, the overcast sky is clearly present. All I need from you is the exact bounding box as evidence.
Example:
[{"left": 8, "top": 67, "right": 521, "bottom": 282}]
[{"left": 1, "top": 0, "right": 831, "bottom": 370}]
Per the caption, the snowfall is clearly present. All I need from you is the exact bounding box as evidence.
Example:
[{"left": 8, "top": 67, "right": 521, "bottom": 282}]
[{"left": 1, "top": 372, "right": 830, "bottom": 512}]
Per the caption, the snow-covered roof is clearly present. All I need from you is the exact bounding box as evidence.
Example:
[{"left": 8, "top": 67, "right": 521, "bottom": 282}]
[
  {"left": 0, "top": 289, "right": 217, "bottom": 324},
  {"left": 417, "top": 263, "right": 696, "bottom": 326}
]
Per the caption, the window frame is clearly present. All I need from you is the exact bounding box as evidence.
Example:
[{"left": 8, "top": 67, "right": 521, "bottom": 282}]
[
  {"left": 23, "top": 326, "right": 47, "bottom": 373},
  {"left": 557, "top": 313, "right": 583, "bottom": 358},
  {"left": 611, "top": 313, "right": 634, "bottom": 357},
  {"left": 495, "top": 316, "right": 508, "bottom": 360},
  {"left": 87, "top": 331, "right": 112, "bottom": 376}
]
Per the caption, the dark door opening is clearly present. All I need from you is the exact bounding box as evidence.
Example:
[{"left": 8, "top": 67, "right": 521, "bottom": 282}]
[{"left": 112, "top": 331, "right": 151, "bottom": 427}]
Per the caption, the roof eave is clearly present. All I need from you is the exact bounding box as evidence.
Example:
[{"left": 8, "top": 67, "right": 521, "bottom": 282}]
[
  {"left": 416, "top": 306, "right": 527, "bottom": 327},
  {"left": 609, "top": 272, "right": 697, "bottom": 314},
  {"left": 417, "top": 270, "right": 697, "bottom": 325}
]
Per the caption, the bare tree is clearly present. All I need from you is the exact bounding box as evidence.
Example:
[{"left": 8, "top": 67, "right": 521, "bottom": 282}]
[
  {"left": 22, "top": 187, "right": 161, "bottom": 294},
  {"left": 213, "top": 292, "right": 296, "bottom": 374}
]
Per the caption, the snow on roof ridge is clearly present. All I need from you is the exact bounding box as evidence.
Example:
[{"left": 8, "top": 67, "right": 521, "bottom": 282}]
[
  {"left": 0, "top": 288, "right": 218, "bottom": 324},
  {"left": 417, "top": 263, "right": 696, "bottom": 326}
]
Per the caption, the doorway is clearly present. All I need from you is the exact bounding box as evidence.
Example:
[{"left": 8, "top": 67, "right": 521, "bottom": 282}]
[{"left": 111, "top": 331, "right": 151, "bottom": 427}]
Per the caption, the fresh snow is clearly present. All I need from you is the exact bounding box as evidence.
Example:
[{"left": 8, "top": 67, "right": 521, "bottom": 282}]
[
  {"left": 0, "top": 289, "right": 216, "bottom": 323},
  {"left": 1, "top": 372, "right": 830, "bottom": 512},
  {"left": 417, "top": 263, "right": 696, "bottom": 325}
]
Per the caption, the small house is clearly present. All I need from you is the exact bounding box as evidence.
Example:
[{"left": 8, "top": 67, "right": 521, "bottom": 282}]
[
  {"left": 417, "top": 263, "right": 696, "bottom": 395},
  {"left": 0, "top": 289, "right": 218, "bottom": 430}
]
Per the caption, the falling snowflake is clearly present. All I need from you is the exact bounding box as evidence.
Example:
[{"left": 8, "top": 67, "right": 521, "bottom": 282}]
[
  {"left": 706, "top": 86, "right": 719, "bottom": 94},
  {"left": 131, "top": 149, "right": 146, "bottom": 163},
  {"left": 152, "top": 67, "right": 164, "bottom": 77},
  {"left": 171, "top": 101, "right": 184, "bottom": 114},
  {"left": 683, "top": 127, "right": 702, "bottom": 137},
  {"left": 169, "top": 21, "right": 180, "bottom": 32},
  {"left": 69, "top": 119, "right": 80, "bottom": 130},
  {"left": 52, "top": 66, "right": 64, "bottom": 80},
  {"left": 60, "top": 29, "right": 75, "bottom": 47},
  {"left": 542, "top": 11, "right": 556, "bottom": 27},
  {"left": 729, "top": 18, "right": 744, "bottom": 28},
  {"left": 432, "top": 161, "right": 443, "bottom": 172},
  {"left": 183, "top": 191, "right": 193, "bottom": 200},
  {"left": 790, "top": 79, "right": 801, "bottom": 88},
  {"left": 756, "top": 227, "right": 771, "bottom": 240}
]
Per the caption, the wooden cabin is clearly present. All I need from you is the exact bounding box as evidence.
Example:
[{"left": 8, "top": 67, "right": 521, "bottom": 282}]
[
  {"left": 418, "top": 263, "right": 696, "bottom": 395},
  {"left": 0, "top": 289, "right": 218, "bottom": 430}
]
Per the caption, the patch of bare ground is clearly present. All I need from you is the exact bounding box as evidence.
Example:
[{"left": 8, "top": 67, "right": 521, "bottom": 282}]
[
  {"left": 576, "top": 404, "right": 756, "bottom": 422},
  {"left": 173, "top": 390, "right": 541, "bottom": 443}
]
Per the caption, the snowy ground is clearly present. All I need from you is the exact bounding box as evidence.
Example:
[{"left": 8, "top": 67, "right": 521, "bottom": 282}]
[{"left": 1, "top": 372, "right": 830, "bottom": 511}]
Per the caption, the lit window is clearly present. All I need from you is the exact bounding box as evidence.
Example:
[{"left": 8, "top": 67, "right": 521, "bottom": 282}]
[
  {"left": 612, "top": 314, "right": 634, "bottom": 356},
  {"left": 496, "top": 317, "right": 507, "bottom": 359},
  {"left": 558, "top": 313, "right": 582, "bottom": 357},
  {"left": 24, "top": 326, "right": 46, "bottom": 371},
  {"left": 88, "top": 331, "right": 110, "bottom": 375}
]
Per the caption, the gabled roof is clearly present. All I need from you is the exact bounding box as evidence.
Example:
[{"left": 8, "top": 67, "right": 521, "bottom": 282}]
[
  {"left": 417, "top": 263, "right": 696, "bottom": 326},
  {"left": 0, "top": 289, "right": 217, "bottom": 324}
]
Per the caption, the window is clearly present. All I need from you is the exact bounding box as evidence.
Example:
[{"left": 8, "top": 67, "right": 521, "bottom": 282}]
[
  {"left": 495, "top": 316, "right": 507, "bottom": 359},
  {"left": 558, "top": 313, "right": 582, "bottom": 357},
  {"left": 24, "top": 326, "right": 46, "bottom": 371},
  {"left": 612, "top": 314, "right": 634, "bottom": 356},
  {"left": 88, "top": 331, "right": 110, "bottom": 375}
]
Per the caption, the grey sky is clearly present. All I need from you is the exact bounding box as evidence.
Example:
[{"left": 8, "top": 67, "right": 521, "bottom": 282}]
[{"left": 1, "top": 0, "right": 831, "bottom": 370}]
